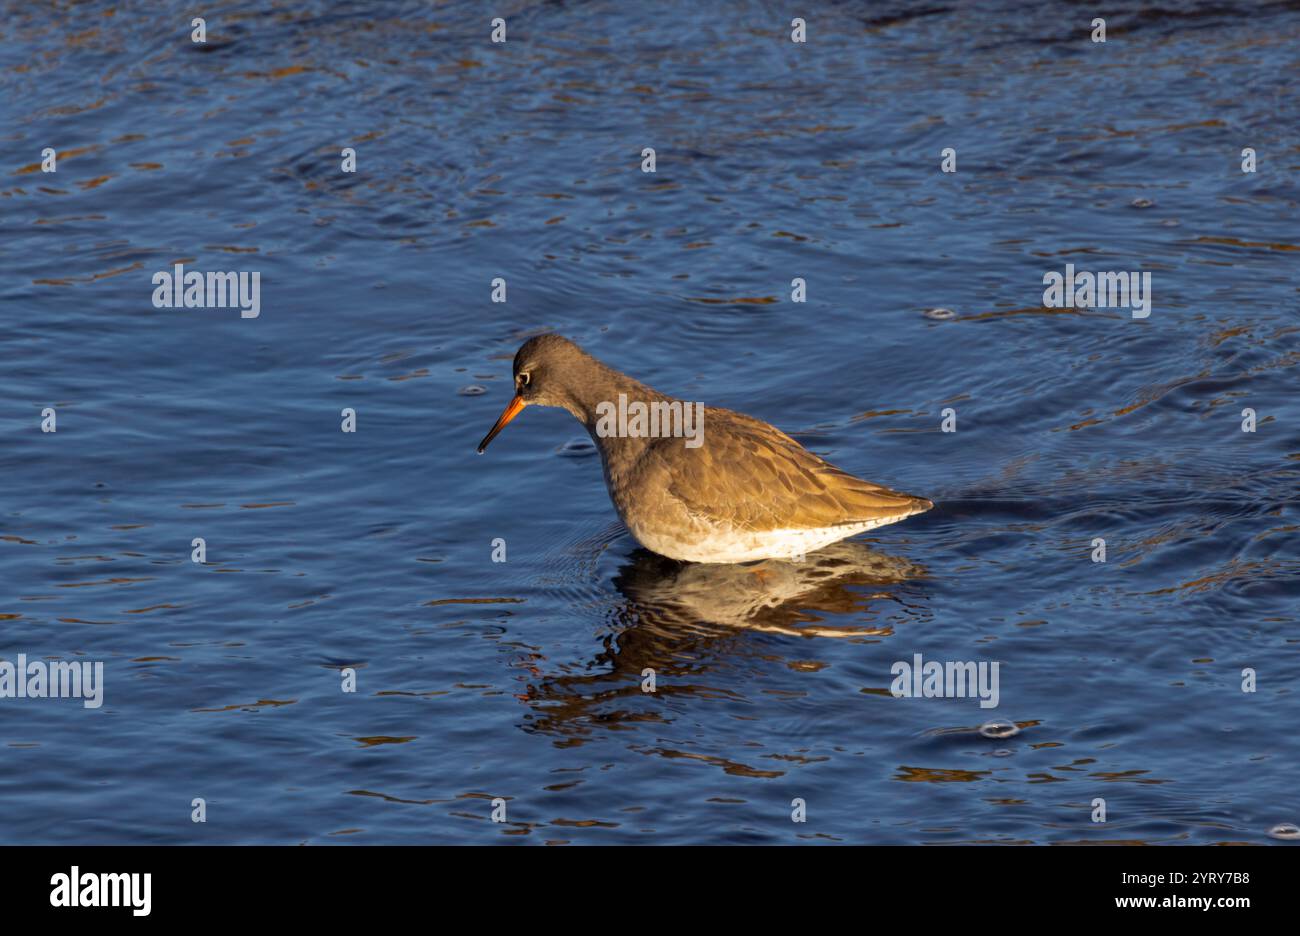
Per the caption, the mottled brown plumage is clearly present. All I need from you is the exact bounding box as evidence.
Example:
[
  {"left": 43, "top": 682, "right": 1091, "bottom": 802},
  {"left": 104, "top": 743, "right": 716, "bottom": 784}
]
[{"left": 477, "top": 335, "right": 932, "bottom": 563}]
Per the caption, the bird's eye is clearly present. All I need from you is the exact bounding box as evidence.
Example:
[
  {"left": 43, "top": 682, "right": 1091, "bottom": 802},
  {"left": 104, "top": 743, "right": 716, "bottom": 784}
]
[{"left": 518, "top": 372, "right": 531, "bottom": 387}]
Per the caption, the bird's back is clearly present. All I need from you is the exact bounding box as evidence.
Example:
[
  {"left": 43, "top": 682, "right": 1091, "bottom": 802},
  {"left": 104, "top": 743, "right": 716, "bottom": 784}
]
[{"left": 616, "top": 405, "right": 931, "bottom": 536}]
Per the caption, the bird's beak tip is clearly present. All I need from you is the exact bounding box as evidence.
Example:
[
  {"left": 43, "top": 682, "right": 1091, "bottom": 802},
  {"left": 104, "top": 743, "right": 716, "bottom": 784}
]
[{"left": 476, "top": 394, "right": 527, "bottom": 455}]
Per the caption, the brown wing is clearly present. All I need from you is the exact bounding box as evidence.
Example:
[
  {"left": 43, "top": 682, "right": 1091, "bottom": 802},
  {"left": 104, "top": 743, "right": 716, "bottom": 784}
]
[{"left": 652, "top": 407, "right": 932, "bottom": 533}]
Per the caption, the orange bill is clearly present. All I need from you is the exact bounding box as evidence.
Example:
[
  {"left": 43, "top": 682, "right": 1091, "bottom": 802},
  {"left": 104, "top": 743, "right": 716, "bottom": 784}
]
[{"left": 476, "top": 394, "right": 527, "bottom": 453}]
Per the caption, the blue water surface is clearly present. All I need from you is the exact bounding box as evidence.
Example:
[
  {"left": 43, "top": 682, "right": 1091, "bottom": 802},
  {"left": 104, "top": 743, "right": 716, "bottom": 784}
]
[{"left": 1, "top": 0, "right": 1297, "bottom": 844}]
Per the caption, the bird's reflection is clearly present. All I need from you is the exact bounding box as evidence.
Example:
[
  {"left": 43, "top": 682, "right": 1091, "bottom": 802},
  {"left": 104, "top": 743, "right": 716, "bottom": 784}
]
[
  {"left": 515, "top": 541, "right": 926, "bottom": 740},
  {"left": 612, "top": 540, "right": 924, "bottom": 638}
]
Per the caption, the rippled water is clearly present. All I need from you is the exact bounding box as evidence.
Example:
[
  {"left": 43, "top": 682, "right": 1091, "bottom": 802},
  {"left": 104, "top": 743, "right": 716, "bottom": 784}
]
[{"left": 2, "top": 1, "right": 1297, "bottom": 844}]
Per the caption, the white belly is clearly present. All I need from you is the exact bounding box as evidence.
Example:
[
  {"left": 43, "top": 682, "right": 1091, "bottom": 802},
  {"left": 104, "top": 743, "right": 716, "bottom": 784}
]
[{"left": 630, "top": 518, "right": 898, "bottom": 564}]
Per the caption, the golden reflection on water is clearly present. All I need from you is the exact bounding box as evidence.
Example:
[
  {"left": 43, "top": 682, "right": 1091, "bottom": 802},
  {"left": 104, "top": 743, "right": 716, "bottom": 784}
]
[
  {"left": 610, "top": 541, "right": 922, "bottom": 638},
  {"left": 516, "top": 541, "right": 926, "bottom": 758}
]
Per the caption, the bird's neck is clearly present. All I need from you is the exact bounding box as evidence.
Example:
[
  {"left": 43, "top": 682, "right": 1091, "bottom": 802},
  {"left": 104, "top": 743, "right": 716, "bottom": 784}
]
[{"left": 564, "top": 365, "right": 676, "bottom": 435}]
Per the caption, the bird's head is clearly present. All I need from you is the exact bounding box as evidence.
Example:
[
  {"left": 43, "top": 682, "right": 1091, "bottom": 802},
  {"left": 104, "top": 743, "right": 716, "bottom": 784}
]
[{"left": 477, "top": 334, "right": 593, "bottom": 452}]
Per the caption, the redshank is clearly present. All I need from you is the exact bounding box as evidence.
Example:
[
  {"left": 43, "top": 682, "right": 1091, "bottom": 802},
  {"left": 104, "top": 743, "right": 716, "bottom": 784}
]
[{"left": 477, "top": 335, "right": 932, "bottom": 563}]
